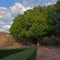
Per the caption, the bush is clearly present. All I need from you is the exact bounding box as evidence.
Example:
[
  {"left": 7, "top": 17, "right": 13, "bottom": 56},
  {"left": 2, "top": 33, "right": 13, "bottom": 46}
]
[
  {"left": 0, "top": 48, "right": 27, "bottom": 59},
  {"left": 1, "top": 47, "right": 37, "bottom": 60}
]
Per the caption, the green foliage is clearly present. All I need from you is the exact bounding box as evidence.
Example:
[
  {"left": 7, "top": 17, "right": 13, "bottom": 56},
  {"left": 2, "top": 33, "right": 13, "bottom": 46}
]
[
  {"left": 10, "top": 6, "right": 49, "bottom": 38},
  {"left": 9, "top": 1, "right": 60, "bottom": 43},
  {"left": 55, "top": 23, "right": 60, "bottom": 36},
  {"left": 1, "top": 47, "right": 37, "bottom": 60},
  {"left": 54, "top": 1, "right": 60, "bottom": 36},
  {"left": 46, "top": 5, "right": 56, "bottom": 35},
  {"left": 55, "top": 1, "right": 60, "bottom": 21},
  {"left": 0, "top": 48, "right": 27, "bottom": 59}
]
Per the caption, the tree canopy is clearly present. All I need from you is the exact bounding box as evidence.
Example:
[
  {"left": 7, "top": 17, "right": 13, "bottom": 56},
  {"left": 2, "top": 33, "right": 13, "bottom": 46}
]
[{"left": 9, "top": 1, "right": 60, "bottom": 42}]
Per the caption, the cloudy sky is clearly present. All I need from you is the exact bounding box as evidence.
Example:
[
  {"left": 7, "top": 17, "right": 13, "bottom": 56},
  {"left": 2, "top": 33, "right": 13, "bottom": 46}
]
[{"left": 0, "top": 0, "right": 57, "bottom": 33}]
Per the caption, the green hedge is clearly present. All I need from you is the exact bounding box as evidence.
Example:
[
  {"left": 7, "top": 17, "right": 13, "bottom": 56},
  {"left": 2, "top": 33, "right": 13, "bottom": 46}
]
[
  {"left": 1, "top": 47, "right": 37, "bottom": 60},
  {"left": 0, "top": 48, "right": 27, "bottom": 59}
]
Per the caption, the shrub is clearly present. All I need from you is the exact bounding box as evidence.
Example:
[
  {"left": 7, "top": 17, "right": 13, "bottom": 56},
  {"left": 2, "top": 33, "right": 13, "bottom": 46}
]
[
  {"left": 1, "top": 47, "right": 37, "bottom": 60},
  {"left": 0, "top": 48, "right": 27, "bottom": 59}
]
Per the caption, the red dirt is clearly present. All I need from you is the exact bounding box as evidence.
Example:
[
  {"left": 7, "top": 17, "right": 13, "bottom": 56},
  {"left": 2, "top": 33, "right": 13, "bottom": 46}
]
[{"left": 35, "top": 47, "right": 60, "bottom": 60}]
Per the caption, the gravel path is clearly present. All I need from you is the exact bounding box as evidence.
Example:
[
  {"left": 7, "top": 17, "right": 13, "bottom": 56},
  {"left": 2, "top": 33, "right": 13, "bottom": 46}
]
[{"left": 35, "top": 47, "right": 60, "bottom": 60}]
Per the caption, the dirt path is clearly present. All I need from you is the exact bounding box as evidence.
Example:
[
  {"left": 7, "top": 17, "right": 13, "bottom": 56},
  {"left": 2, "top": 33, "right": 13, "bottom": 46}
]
[{"left": 35, "top": 47, "right": 60, "bottom": 60}]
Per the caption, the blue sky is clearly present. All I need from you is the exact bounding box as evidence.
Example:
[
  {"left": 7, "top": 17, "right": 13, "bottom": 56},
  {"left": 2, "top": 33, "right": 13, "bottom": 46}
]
[
  {"left": 0, "top": 0, "right": 57, "bottom": 8},
  {"left": 0, "top": 0, "right": 22, "bottom": 8},
  {"left": 0, "top": 0, "right": 57, "bottom": 32}
]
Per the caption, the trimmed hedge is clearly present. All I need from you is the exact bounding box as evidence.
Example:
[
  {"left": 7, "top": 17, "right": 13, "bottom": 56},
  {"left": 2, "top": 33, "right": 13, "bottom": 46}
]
[
  {"left": 1, "top": 47, "right": 37, "bottom": 60},
  {"left": 0, "top": 48, "right": 27, "bottom": 59}
]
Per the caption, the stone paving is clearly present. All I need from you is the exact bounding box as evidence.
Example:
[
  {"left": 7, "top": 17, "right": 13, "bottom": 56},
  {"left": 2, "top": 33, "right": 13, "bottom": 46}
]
[{"left": 35, "top": 47, "right": 60, "bottom": 60}]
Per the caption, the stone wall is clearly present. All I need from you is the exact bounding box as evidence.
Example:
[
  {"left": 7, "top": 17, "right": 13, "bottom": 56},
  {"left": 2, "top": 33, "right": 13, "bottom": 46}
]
[{"left": 0, "top": 32, "right": 15, "bottom": 47}]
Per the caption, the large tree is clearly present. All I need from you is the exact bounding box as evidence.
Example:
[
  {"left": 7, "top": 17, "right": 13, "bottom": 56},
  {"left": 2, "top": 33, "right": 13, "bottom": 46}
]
[{"left": 9, "top": 4, "right": 57, "bottom": 44}]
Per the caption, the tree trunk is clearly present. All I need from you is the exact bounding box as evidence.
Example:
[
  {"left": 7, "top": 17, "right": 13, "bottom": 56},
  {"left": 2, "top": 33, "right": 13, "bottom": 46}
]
[{"left": 37, "top": 38, "right": 40, "bottom": 46}]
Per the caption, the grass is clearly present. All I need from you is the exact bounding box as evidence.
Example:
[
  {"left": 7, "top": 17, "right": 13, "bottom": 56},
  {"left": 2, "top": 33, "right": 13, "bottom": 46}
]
[{"left": 0, "top": 47, "right": 37, "bottom": 60}]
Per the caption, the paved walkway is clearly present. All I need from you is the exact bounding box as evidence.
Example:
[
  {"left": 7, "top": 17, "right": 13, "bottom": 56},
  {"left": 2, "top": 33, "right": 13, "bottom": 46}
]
[{"left": 35, "top": 47, "right": 60, "bottom": 60}]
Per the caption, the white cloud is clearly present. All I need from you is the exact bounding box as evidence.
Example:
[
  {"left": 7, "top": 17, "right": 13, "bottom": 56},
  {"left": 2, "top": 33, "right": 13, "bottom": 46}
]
[
  {"left": 0, "top": 20, "right": 5, "bottom": 26},
  {"left": 24, "top": 7, "right": 32, "bottom": 11},
  {"left": 46, "top": 2, "right": 53, "bottom": 5},
  {"left": 0, "top": 2, "right": 32, "bottom": 22},
  {"left": 46, "top": 2, "right": 56, "bottom": 5},
  {"left": 0, "top": 2, "right": 32, "bottom": 33},
  {"left": 0, "top": 29, "right": 5, "bottom": 32},
  {"left": 0, "top": 7, "right": 6, "bottom": 10},
  {"left": 45, "top": 0, "right": 57, "bottom": 5},
  {"left": 0, "top": 16, "right": 2, "bottom": 18},
  {"left": 22, "top": 0, "right": 34, "bottom": 7},
  {"left": 1, "top": 25, "right": 10, "bottom": 30},
  {"left": 0, "top": 25, "right": 10, "bottom": 33},
  {"left": 10, "top": 2, "right": 25, "bottom": 14},
  {"left": 0, "top": 28, "right": 9, "bottom": 33},
  {"left": 0, "top": 20, "right": 10, "bottom": 32},
  {"left": 0, "top": 7, "right": 11, "bottom": 20},
  {"left": 10, "top": 2, "right": 32, "bottom": 14}
]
